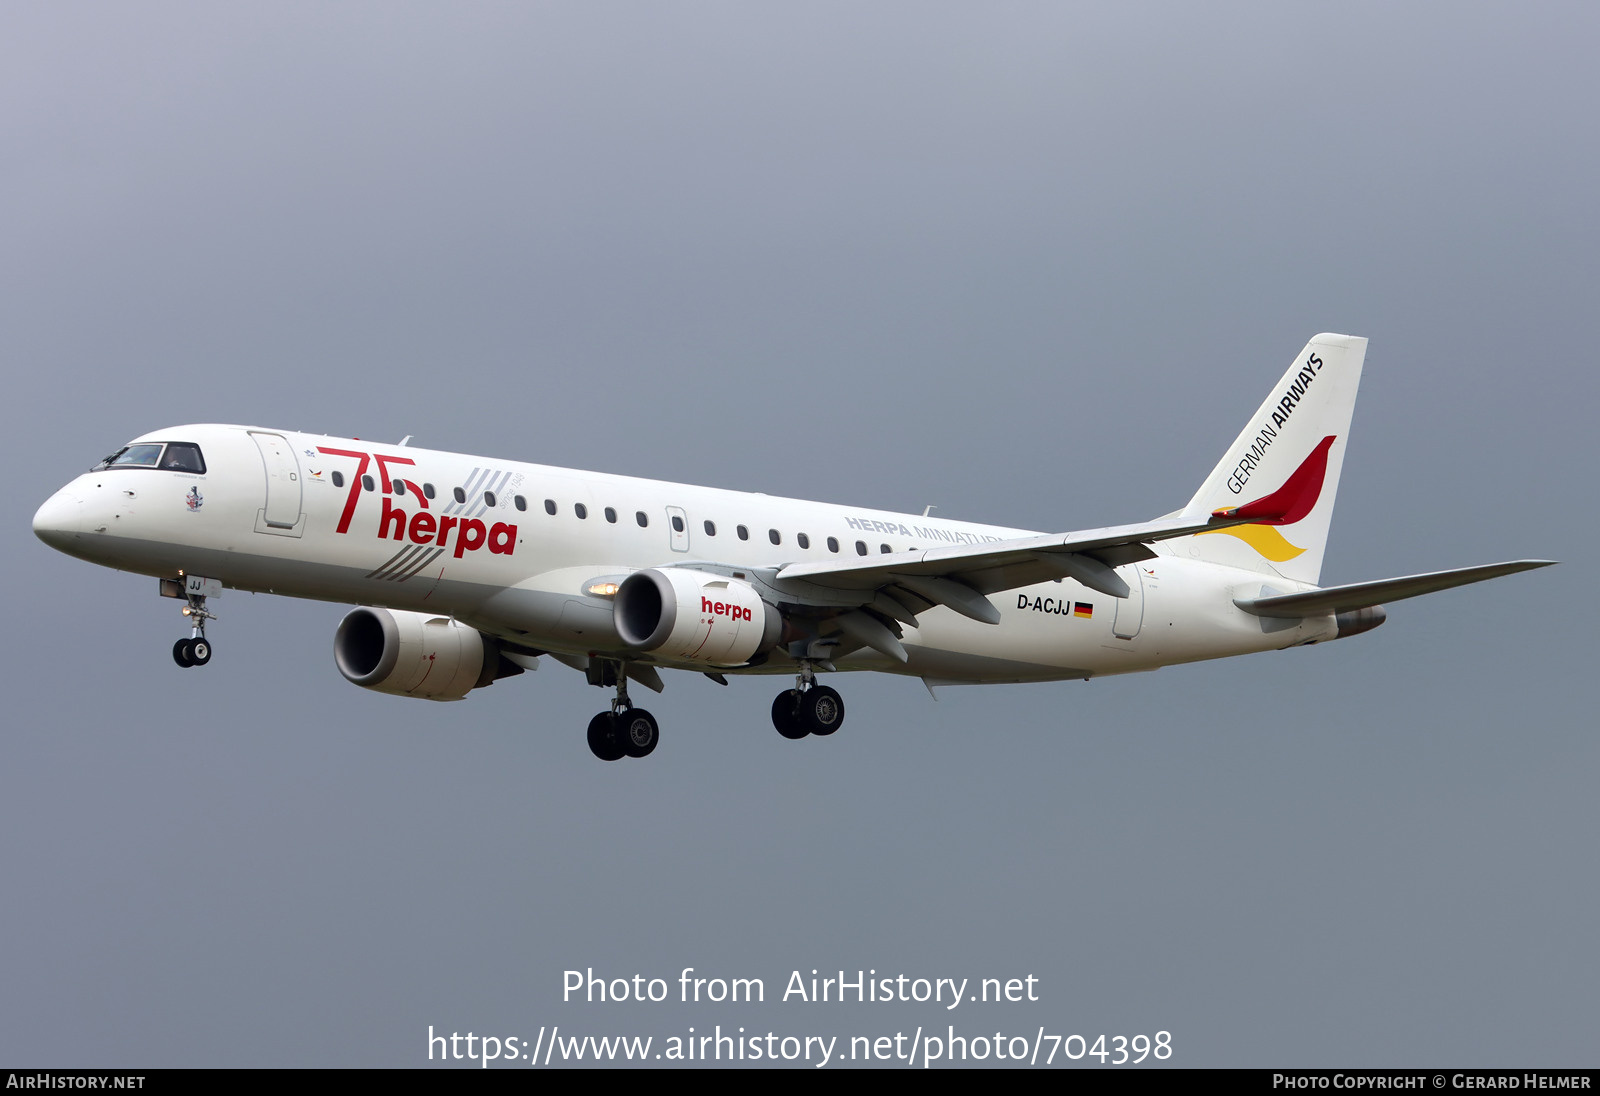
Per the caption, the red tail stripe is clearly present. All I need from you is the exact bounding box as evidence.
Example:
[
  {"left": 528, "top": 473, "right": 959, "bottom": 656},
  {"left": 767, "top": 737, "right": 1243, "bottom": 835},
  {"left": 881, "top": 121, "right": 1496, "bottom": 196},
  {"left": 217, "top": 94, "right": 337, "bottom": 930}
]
[{"left": 1228, "top": 435, "right": 1335, "bottom": 526}]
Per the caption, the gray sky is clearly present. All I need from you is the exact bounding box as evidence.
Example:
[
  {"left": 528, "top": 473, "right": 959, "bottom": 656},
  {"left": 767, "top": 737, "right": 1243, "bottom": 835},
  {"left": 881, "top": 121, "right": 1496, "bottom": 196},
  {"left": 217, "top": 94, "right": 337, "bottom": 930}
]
[{"left": 3, "top": 2, "right": 1594, "bottom": 1068}]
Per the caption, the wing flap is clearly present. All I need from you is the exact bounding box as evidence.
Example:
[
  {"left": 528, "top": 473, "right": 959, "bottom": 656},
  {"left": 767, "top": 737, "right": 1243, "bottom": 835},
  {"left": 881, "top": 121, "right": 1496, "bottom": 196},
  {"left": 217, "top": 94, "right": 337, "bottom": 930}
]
[{"left": 1233, "top": 560, "right": 1556, "bottom": 618}]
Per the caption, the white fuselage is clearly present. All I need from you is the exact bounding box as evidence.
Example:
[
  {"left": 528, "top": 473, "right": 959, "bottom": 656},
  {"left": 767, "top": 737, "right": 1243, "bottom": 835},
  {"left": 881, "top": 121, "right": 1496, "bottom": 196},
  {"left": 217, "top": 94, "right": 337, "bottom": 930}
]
[{"left": 33, "top": 423, "right": 1334, "bottom": 684}]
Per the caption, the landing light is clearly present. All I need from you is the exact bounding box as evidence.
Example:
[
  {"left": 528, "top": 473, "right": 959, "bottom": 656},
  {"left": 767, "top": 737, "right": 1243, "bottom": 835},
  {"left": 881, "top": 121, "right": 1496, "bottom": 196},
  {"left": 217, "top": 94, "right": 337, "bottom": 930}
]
[{"left": 587, "top": 582, "right": 620, "bottom": 598}]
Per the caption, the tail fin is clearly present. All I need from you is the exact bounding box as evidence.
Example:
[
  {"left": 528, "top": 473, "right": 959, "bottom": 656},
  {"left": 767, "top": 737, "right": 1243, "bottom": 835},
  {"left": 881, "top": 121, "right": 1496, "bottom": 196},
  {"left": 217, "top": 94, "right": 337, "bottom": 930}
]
[{"left": 1179, "top": 333, "right": 1367, "bottom": 585}]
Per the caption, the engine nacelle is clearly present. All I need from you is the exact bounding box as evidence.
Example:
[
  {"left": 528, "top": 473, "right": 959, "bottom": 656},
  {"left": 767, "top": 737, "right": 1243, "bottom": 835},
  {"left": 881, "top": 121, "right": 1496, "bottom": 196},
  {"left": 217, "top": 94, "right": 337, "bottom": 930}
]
[
  {"left": 1334, "top": 605, "right": 1387, "bottom": 639},
  {"left": 334, "top": 607, "right": 502, "bottom": 701},
  {"left": 614, "top": 569, "right": 781, "bottom": 667}
]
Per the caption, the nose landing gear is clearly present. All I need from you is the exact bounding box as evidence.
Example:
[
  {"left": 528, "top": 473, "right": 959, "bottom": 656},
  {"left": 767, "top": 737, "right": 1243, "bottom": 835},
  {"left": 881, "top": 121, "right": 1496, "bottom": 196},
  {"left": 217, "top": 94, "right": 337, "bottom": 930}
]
[
  {"left": 167, "top": 576, "right": 219, "bottom": 668},
  {"left": 771, "top": 662, "right": 846, "bottom": 740},
  {"left": 172, "top": 635, "right": 212, "bottom": 668}
]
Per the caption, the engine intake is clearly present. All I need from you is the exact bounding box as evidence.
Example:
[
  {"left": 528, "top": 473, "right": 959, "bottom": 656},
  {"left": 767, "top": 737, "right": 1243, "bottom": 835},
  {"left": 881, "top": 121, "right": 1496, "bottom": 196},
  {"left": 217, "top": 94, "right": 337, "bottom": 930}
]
[
  {"left": 614, "top": 569, "right": 781, "bottom": 667},
  {"left": 334, "top": 607, "right": 505, "bottom": 700}
]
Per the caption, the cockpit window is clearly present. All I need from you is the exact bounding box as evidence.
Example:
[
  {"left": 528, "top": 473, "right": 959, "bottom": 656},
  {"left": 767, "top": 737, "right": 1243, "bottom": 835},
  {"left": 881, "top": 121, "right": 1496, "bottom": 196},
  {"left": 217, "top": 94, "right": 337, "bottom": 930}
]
[
  {"left": 161, "top": 443, "right": 206, "bottom": 474},
  {"left": 97, "top": 444, "right": 163, "bottom": 470},
  {"left": 94, "top": 442, "right": 206, "bottom": 473}
]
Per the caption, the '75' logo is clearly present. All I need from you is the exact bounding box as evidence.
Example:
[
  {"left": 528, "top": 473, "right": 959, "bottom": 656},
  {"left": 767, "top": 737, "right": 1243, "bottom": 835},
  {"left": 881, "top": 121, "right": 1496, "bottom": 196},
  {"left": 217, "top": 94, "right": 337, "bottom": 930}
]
[{"left": 315, "top": 447, "right": 518, "bottom": 559}]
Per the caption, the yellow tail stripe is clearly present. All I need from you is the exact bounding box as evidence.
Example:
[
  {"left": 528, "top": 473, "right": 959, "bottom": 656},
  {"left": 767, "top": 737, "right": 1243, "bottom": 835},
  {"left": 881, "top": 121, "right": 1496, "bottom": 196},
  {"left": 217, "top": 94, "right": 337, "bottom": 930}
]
[{"left": 1195, "top": 523, "right": 1307, "bottom": 562}]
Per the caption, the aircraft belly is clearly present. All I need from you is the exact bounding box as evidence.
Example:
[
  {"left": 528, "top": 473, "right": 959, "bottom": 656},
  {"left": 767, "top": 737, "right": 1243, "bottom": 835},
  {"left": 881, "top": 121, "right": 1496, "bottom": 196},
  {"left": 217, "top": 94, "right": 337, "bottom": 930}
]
[
  {"left": 46, "top": 530, "right": 522, "bottom": 622},
  {"left": 473, "top": 580, "right": 625, "bottom": 650}
]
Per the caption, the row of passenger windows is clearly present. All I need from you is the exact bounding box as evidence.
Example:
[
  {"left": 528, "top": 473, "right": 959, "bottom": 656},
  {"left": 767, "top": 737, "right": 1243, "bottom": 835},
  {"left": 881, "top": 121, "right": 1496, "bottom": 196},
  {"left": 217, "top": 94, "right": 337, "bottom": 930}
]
[
  {"left": 634, "top": 508, "right": 899, "bottom": 555},
  {"left": 335, "top": 472, "right": 898, "bottom": 554}
]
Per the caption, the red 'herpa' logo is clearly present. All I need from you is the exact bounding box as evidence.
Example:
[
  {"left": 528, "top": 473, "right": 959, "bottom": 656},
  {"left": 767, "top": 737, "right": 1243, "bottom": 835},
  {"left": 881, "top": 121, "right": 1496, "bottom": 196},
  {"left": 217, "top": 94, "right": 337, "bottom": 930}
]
[
  {"left": 316, "top": 447, "right": 518, "bottom": 559},
  {"left": 702, "top": 597, "right": 752, "bottom": 622}
]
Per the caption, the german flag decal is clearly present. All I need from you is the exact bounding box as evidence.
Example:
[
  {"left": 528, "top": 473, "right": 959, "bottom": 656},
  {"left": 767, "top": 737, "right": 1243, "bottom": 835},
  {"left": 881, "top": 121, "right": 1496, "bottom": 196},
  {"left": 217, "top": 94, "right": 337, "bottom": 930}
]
[{"left": 1073, "top": 602, "right": 1093, "bottom": 619}]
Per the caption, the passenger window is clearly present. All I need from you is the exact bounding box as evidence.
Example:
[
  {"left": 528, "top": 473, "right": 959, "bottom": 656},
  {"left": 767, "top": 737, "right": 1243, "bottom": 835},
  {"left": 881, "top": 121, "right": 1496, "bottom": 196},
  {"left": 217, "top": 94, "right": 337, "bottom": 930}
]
[
  {"left": 575, "top": 503, "right": 588, "bottom": 519},
  {"left": 796, "top": 533, "right": 810, "bottom": 549},
  {"left": 768, "top": 529, "right": 781, "bottom": 545},
  {"left": 605, "top": 507, "right": 617, "bottom": 524},
  {"left": 423, "top": 483, "right": 436, "bottom": 500},
  {"left": 855, "top": 541, "right": 867, "bottom": 555},
  {"left": 362, "top": 475, "right": 376, "bottom": 492},
  {"left": 827, "top": 537, "right": 839, "bottom": 553},
  {"left": 453, "top": 487, "right": 466, "bottom": 504},
  {"left": 671, "top": 515, "right": 685, "bottom": 533},
  {"left": 393, "top": 480, "right": 406, "bottom": 496},
  {"left": 161, "top": 443, "right": 206, "bottom": 473},
  {"left": 514, "top": 495, "right": 526, "bottom": 511},
  {"left": 332, "top": 471, "right": 345, "bottom": 488},
  {"left": 880, "top": 544, "right": 891, "bottom": 553},
  {"left": 544, "top": 499, "right": 557, "bottom": 515},
  {"left": 737, "top": 525, "right": 749, "bottom": 541},
  {"left": 484, "top": 491, "right": 496, "bottom": 507},
  {"left": 636, "top": 511, "right": 649, "bottom": 527},
  {"left": 704, "top": 520, "right": 716, "bottom": 536}
]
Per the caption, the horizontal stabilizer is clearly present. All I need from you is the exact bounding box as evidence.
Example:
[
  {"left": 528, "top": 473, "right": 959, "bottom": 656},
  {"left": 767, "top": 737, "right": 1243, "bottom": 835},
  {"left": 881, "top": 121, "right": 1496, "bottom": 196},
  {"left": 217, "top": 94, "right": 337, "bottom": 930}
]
[{"left": 1233, "top": 560, "right": 1556, "bottom": 618}]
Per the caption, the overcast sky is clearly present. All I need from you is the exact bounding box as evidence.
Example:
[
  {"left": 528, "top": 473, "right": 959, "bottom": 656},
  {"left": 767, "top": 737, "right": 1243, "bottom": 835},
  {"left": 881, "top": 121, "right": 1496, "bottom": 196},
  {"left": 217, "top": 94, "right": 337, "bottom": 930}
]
[{"left": 3, "top": 2, "right": 1594, "bottom": 1068}]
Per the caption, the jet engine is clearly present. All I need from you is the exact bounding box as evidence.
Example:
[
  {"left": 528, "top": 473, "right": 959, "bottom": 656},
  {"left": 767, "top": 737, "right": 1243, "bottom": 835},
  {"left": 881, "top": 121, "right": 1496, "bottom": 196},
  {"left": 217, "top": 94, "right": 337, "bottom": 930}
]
[
  {"left": 334, "top": 607, "right": 511, "bottom": 700},
  {"left": 614, "top": 568, "right": 781, "bottom": 667},
  {"left": 1334, "top": 605, "right": 1387, "bottom": 639}
]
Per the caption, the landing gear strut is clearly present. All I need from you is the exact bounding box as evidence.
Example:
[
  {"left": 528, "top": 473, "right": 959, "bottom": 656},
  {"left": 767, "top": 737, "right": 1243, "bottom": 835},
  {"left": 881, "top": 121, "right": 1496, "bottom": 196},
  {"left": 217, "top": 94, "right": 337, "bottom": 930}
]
[
  {"left": 171, "top": 582, "right": 217, "bottom": 668},
  {"left": 586, "top": 661, "right": 660, "bottom": 762},
  {"left": 771, "top": 661, "right": 845, "bottom": 740}
]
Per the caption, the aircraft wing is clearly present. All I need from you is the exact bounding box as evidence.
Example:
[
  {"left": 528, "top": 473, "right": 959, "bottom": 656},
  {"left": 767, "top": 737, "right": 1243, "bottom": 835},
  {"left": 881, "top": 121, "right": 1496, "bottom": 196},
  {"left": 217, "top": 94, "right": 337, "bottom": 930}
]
[
  {"left": 1231, "top": 560, "right": 1556, "bottom": 618},
  {"left": 770, "top": 514, "right": 1255, "bottom": 625}
]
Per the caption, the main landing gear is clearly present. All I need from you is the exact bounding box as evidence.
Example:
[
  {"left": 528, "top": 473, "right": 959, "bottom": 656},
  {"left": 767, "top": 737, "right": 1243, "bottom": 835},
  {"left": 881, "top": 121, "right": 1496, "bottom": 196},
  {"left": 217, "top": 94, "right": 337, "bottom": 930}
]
[
  {"left": 586, "top": 662, "right": 659, "bottom": 762},
  {"left": 171, "top": 582, "right": 217, "bottom": 668},
  {"left": 771, "top": 662, "right": 845, "bottom": 740}
]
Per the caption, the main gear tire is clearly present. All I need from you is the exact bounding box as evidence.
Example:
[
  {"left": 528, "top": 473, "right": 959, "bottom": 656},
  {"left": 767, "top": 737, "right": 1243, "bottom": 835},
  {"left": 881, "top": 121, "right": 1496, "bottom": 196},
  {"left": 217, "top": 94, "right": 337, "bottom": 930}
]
[
  {"left": 618, "top": 708, "right": 659, "bottom": 758},
  {"left": 771, "top": 691, "right": 809, "bottom": 739},
  {"left": 586, "top": 712, "right": 626, "bottom": 761},
  {"left": 802, "top": 685, "right": 844, "bottom": 736}
]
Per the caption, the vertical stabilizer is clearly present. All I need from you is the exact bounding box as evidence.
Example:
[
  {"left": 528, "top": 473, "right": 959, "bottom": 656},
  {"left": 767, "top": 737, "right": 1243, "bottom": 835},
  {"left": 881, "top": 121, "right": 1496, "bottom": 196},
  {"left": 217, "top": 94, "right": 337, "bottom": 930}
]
[{"left": 1179, "top": 333, "right": 1367, "bottom": 585}]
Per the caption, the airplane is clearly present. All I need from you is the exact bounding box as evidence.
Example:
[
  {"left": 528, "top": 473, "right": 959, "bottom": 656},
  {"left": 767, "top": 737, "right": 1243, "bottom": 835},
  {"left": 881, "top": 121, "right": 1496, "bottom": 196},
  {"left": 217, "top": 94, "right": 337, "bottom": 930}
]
[{"left": 32, "top": 333, "right": 1553, "bottom": 761}]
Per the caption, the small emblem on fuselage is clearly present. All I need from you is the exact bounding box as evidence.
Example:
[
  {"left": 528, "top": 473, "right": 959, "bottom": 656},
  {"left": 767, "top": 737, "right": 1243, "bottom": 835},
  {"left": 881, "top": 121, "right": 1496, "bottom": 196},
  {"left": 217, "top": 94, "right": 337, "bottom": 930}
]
[{"left": 185, "top": 486, "right": 204, "bottom": 511}]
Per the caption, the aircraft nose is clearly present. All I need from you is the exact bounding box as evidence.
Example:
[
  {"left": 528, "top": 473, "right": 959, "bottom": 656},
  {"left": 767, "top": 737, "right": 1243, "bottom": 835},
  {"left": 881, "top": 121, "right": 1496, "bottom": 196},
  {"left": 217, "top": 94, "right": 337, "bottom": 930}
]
[{"left": 33, "top": 488, "right": 83, "bottom": 550}]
